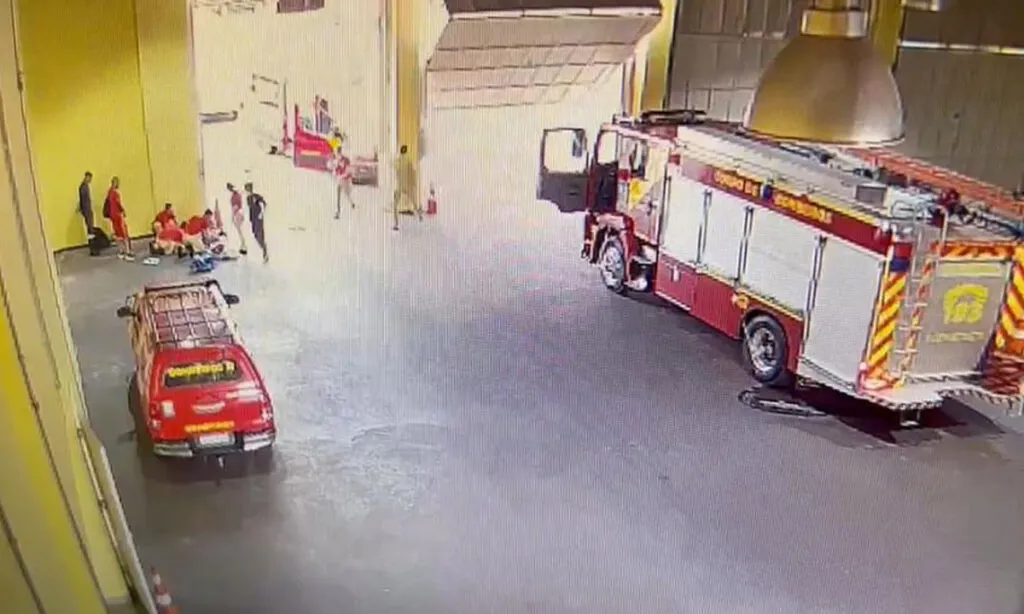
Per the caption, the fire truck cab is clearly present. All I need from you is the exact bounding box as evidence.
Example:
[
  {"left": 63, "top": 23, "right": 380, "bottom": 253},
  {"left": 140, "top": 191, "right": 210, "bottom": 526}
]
[
  {"left": 539, "top": 109, "right": 1024, "bottom": 425},
  {"left": 117, "top": 278, "right": 276, "bottom": 457}
]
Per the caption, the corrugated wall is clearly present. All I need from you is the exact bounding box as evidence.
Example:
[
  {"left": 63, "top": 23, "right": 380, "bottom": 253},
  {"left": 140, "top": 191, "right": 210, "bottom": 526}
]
[
  {"left": 896, "top": 0, "right": 1024, "bottom": 190},
  {"left": 668, "top": 0, "right": 807, "bottom": 122}
]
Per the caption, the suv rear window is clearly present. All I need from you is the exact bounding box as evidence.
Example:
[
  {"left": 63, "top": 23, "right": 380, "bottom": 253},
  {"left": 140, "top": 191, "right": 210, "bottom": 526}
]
[{"left": 163, "top": 359, "right": 243, "bottom": 389}]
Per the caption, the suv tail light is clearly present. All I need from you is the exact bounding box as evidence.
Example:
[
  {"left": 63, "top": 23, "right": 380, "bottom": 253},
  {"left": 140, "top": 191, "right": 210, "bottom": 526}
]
[{"left": 226, "top": 384, "right": 265, "bottom": 402}]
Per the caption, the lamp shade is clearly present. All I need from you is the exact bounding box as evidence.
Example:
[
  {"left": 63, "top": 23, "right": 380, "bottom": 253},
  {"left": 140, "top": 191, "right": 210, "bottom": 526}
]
[{"left": 743, "top": 19, "right": 905, "bottom": 146}]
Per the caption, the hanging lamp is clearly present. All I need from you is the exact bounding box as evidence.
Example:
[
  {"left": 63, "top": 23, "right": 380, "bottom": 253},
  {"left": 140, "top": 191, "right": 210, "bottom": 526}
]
[{"left": 743, "top": 0, "right": 905, "bottom": 146}]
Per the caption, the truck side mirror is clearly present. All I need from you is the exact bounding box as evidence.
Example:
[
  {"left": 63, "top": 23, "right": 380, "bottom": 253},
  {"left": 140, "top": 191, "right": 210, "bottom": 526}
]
[
  {"left": 116, "top": 305, "right": 133, "bottom": 318},
  {"left": 223, "top": 293, "right": 241, "bottom": 306}
]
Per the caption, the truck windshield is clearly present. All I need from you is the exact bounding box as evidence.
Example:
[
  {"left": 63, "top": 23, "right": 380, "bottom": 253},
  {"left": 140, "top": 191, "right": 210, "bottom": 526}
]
[{"left": 163, "top": 358, "right": 243, "bottom": 389}]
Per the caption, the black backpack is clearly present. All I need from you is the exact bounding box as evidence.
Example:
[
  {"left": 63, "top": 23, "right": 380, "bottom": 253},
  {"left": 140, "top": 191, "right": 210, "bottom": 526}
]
[{"left": 102, "top": 193, "right": 113, "bottom": 219}]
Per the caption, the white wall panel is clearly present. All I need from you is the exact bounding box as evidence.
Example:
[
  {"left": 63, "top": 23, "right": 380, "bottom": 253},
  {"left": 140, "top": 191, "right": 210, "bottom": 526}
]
[
  {"left": 896, "top": 1, "right": 1024, "bottom": 189},
  {"left": 895, "top": 48, "right": 1024, "bottom": 190},
  {"left": 668, "top": 0, "right": 806, "bottom": 121}
]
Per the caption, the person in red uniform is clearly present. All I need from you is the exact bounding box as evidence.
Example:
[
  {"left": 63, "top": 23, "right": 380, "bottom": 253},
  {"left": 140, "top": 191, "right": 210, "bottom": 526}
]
[
  {"left": 153, "top": 202, "right": 176, "bottom": 229},
  {"left": 183, "top": 209, "right": 216, "bottom": 238},
  {"left": 227, "top": 183, "right": 248, "bottom": 255},
  {"left": 103, "top": 176, "right": 133, "bottom": 260},
  {"left": 329, "top": 148, "right": 355, "bottom": 219},
  {"left": 150, "top": 203, "right": 184, "bottom": 256}
]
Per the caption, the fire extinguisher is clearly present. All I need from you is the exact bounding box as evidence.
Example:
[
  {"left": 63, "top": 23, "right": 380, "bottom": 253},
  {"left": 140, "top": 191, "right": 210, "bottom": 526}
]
[{"left": 426, "top": 183, "right": 438, "bottom": 216}]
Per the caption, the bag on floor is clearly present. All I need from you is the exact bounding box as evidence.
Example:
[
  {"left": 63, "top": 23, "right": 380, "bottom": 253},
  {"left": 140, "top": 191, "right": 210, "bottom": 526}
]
[{"left": 88, "top": 226, "right": 111, "bottom": 256}]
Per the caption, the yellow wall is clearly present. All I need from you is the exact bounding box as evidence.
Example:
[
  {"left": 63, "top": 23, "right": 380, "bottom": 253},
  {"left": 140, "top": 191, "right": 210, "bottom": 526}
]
[
  {"left": 135, "top": 0, "right": 203, "bottom": 218},
  {"left": 17, "top": 0, "right": 154, "bottom": 250},
  {"left": 392, "top": 0, "right": 422, "bottom": 209},
  {"left": 2, "top": 0, "right": 132, "bottom": 605},
  {"left": 639, "top": 0, "right": 679, "bottom": 113},
  {"left": 17, "top": 0, "right": 202, "bottom": 252}
]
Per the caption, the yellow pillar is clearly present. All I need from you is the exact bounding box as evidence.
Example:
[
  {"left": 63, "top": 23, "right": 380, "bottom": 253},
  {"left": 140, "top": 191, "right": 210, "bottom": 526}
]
[
  {"left": 637, "top": 0, "right": 679, "bottom": 113},
  {"left": 1, "top": 0, "right": 135, "bottom": 609},
  {"left": 388, "top": 0, "right": 422, "bottom": 215},
  {"left": 870, "top": 0, "right": 905, "bottom": 67},
  {"left": 135, "top": 0, "right": 204, "bottom": 219}
]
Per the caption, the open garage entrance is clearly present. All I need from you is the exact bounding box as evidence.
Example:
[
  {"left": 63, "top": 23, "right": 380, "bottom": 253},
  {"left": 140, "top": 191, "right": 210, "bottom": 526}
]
[
  {"left": 420, "top": 2, "right": 660, "bottom": 220},
  {"left": 189, "top": 0, "right": 384, "bottom": 233}
]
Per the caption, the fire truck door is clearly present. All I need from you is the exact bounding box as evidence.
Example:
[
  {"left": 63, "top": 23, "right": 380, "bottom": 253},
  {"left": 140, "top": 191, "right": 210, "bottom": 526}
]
[
  {"left": 622, "top": 138, "right": 668, "bottom": 243},
  {"left": 538, "top": 128, "right": 589, "bottom": 213}
]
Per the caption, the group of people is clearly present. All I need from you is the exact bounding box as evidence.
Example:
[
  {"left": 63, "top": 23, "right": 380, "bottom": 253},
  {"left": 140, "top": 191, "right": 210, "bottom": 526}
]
[
  {"left": 325, "top": 128, "right": 421, "bottom": 231},
  {"left": 77, "top": 172, "right": 269, "bottom": 264}
]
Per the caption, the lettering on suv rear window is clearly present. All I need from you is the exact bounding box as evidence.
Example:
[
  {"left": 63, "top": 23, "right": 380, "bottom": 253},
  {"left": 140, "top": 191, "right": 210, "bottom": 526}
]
[{"left": 163, "top": 359, "right": 242, "bottom": 389}]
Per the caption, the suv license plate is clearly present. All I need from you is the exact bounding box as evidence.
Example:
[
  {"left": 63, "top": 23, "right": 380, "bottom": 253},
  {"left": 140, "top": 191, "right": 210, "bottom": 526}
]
[{"left": 197, "top": 433, "right": 233, "bottom": 447}]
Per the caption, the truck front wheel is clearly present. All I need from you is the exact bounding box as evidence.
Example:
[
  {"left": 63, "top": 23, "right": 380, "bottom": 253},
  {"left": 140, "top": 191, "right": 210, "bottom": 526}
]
[
  {"left": 741, "top": 315, "right": 792, "bottom": 387},
  {"left": 598, "top": 236, "right": 627, "bottom": 294}
]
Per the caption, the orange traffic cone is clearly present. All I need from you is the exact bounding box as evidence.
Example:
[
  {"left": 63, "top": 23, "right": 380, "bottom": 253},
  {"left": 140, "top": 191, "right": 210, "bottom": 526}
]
[
  {"left": 426, "top": 183, "right": 438, "bottom": 216},
  {"left": 152, "top": 568, "right": 181, "bottom": 614}
]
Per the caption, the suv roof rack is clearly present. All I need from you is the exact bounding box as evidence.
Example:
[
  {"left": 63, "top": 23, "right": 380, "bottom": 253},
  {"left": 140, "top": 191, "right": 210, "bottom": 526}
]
[{"left": 143, "top": 285, "right": 235, "bottom": 350}]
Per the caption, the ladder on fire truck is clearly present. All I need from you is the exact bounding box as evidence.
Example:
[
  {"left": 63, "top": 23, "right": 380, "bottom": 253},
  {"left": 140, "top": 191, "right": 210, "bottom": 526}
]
[{"left": 893, "top": 210, "right": 950, "bottom": 387}]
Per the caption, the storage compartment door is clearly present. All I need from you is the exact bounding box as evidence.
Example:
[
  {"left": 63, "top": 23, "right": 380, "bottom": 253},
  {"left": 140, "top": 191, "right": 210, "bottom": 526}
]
[
  {"left": 659, "top": 174, "right": 705, "bottom": 263},
  {"left": 802, "top": 240, "right": 883, "bottom": 382},
  {"left": 700, "top": 189, "right": 747, "bottom": 280},
  {"left": 741, "top": 210, "right": 818, "bottom": 314}
]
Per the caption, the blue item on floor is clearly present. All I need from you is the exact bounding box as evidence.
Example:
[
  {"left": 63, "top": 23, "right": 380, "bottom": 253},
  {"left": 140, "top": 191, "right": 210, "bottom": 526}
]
[{"left": 190, "top": 252, "right": 215, "bottom": 274}]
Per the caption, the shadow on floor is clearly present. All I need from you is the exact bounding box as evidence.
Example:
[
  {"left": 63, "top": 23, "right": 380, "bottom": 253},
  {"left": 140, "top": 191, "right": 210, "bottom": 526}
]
[{"left": 745, "top": 382, "right": 1011, "bottom": 449}]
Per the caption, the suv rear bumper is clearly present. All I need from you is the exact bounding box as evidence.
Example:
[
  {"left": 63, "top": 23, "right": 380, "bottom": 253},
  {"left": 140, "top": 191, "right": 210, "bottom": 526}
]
[{"left": 152, "top": 428, "right": 275, "bottom": 458}]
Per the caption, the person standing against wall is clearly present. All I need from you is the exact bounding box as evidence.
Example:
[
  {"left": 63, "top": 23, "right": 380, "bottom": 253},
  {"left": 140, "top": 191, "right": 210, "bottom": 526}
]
[
  {"left": 78, "top": 171, "right": 94, "bottom": 239},
  {"left": 244, "top": 182, "right": 269, "bottom": 263},
  {"left": 227, "top": 183, "right": 248, "bottom": 255},
  {"left": 103, "top": 176, "right": 133, "bottom": 260}
]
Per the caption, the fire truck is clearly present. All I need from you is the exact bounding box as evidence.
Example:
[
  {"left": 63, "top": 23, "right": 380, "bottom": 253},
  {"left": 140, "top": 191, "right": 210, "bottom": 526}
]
[{"left": 538, "top": 109, "right": 1024, "bottom": 425}]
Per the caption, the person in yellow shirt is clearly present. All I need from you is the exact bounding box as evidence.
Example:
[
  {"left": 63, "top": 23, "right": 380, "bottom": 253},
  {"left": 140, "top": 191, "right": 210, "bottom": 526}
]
[
  {"left": 327, "top": 128, "right": 345, "bottom": 155},
  {"left": 392, "top": 145, "right": 422, "bottom": 230}
]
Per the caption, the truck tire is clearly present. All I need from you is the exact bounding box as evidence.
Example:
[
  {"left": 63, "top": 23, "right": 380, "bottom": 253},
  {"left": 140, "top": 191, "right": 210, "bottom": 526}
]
[
  {"left": 741, "top": 315, "right": 792, "bottom": 387},
  {"left": 598, "top": 236, "right": 627, "bottom": 294}
]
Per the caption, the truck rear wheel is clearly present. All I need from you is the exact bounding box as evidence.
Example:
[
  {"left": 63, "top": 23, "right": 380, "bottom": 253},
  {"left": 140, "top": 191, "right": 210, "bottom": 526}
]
[
  {"left": 598, "top": 236, "right": 627, "bottom": 294},
  {"left": 741, "top": 315, "right": 792, "bottom": 387}
]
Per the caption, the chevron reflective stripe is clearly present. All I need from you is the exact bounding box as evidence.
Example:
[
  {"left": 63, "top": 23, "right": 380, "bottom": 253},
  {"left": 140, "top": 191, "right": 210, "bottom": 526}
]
[
  {"left": 982, "top": 352, "right": 1024, "bottom": 395},
  {"left": 863, "top": 268, "right": 907, "bottom": 389},
  {"left": 995, "top": 247, "right": 1024, "bottom": 354},
  {"left": 941, "top": 242, "right": 1015, "bottom": 260}
]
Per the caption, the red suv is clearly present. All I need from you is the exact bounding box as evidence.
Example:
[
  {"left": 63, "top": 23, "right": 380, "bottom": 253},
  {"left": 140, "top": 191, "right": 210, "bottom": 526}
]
[{"left": 117, "top": 278, "right": 275, "bottom": 458}]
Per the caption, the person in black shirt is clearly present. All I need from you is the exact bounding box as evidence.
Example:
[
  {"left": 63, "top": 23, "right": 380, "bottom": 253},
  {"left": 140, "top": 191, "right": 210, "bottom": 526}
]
[
  {"left": 78, "top": 171, "right": 94, "bottom": 238},
  {"left": 244, "top": 182, "right": 268, "bottom": 263}
]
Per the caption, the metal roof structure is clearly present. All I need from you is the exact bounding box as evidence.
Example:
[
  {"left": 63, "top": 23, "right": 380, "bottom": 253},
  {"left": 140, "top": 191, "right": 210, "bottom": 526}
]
[{"left": 426, "top": 0, "right": 661, "bottom": 109}]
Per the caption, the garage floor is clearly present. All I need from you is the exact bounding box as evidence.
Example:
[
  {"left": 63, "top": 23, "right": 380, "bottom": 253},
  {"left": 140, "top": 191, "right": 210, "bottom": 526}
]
[{"left": 59, "top": 117, "right": 1024, "bottom": 613}]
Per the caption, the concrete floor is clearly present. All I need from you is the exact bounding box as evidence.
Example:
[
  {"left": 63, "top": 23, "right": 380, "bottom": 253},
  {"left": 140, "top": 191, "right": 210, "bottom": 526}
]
[{"left": 59, "top": 114, "right": 1024, "bottom": 613}]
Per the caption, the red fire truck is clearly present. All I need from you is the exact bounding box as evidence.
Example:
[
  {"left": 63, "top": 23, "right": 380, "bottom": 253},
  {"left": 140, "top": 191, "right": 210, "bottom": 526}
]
[
  {"left": 539, "top": 109, "right": 1024, "bottom": 425},
  {"left": 117, "top": 279, "right": 276, "bottom": 458}
]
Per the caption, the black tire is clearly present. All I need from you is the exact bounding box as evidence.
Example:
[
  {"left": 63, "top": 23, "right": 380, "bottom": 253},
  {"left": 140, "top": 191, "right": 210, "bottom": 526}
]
[
  {"left": 741, "top": 315, "right": 793, "bottom": 388},
  {"left": 598, "top": 236, "right": 627, "bottom": 294}
]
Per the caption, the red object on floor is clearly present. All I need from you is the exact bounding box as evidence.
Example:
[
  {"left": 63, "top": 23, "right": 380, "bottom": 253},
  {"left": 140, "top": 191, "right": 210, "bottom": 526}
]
[
  {"left": 151, "top": 568, "right": 180, "bottom": 614},
  {"left": 426, "top": 184, "right": 438, "bottom": 216}
]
